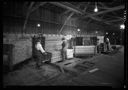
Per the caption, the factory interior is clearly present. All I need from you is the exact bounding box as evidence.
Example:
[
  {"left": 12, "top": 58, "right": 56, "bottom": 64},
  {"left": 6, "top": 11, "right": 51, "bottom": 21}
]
[{"left": 3, "top": 1, "right": 126, "bottom": 88}]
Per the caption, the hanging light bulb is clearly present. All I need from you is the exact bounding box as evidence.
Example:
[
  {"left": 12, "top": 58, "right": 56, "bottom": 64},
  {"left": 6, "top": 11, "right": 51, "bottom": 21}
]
[
  {"left": 37, "top": 23, "right": 40, "bottom": 27},
  {"left": 120, "top": 24, "right": 125, "bottom": 29},
  {"left": 106, "top": 32, "right": 108, "bottom": 35},
  {"left": 124, "top": 10, "right": 126, "bottom": 21},
  {"left": 77, "top": 28, "right": 80, "bottom": 32},
  {"left": 94, "top": 2, "right": 98, "bottom": 12},
  {"left": 113, "top": 33, "right": 115, "bottom": 35},
  {"left": 94, "top": 6, "right": 98, "bottom": 12}
]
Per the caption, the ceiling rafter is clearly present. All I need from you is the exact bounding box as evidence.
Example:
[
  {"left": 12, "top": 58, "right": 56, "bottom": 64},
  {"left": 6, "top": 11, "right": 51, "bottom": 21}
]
[
  {"left": 30, "top": 2, "right": 48, "bottom": 13},
  {"left": 49, "top": 2, "right": 84, "bottom": 14},
  {"left": 50, "top": 2, "right": 123, "bottom": 28},
  {"left": 98, "top": 2, "right": 112, "bottom": 9},
  {"left": 105, "top": 19, "right": 123, "bottom": 23},
  {"left": 60, "top": 2, "right": 83, "bottom": 16},
  {"left": 58, "top": 2, "right": 124, "bottom": 27},
  {"left": 83, "top": 5, "right": 124, "bottom": 19},
  {"left": 104, "top": 14, "right": 124, "bottom": 20},
  {"left": 83, "top": 2, "right": 90, "bottom": 12},
  {"left": 59, "top": 12, "right": 75, "bottom": 34},
  {"left": 22, "top": 2, "right": 35, "bottom": 36},
  {"left": 24, "top": 2, "right": 124, "bottom": 29}
]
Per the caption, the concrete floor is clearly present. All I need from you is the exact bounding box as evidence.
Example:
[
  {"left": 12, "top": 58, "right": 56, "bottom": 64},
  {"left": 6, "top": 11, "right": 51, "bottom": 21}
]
[{"left": 3, "top": 46, "right": 124, "bottom": 88}]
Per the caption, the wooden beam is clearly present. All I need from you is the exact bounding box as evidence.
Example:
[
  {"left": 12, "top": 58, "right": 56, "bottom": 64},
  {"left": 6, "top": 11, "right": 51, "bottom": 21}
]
[
  {"left": 83, "top": 2, "right": 90, "bottom": 12},
  {"left": 56, "top": 2, "right": 112, "bottom": 27},
  {"left": 62, "top": 10, "right": 71, "bottom": 15},
  {"left": 105, "top": 19, "right": 123, "bottom": 23},
  {"left": 60, "top": 2, "right": 84, "bottom": 16},
  {"left": 73, "top": 3, "right": 111, "bottom": 26},
  {"left": 83, "top": 5, "right": 124, "bottom": 19},
  {"left": 22, "top": 2, "right": 35, "bottom": 36},
  {"left": 98, "top": 2, "right": 112, "bottom": 9},
  {"left": 62, "top": 2, "right": 85, "bottom": 15},
  {"left": 50, "top": 2, "right": 123, "bottom": 28},
  {"left": 89, "top": 17, "right": 118, "bottom": 26},
  {"left": 80, "top": 14, "right": 119, "bottom": 28},
  {"left": 31, "top": 2, "right": 47, "bottom": 13},
  {"left": 59, "top": 12, "right": 75, "bottom": 34},
  {"left": 90, "top": 16, "right": 124, "bottom": 25},
  {"left": 80, "top": 5, "right": 124, "bottom": 27},
  {"left": 49, "top": 2, "right": 84, "bottom": 14},
  {"left": 22, "top": 2, "right": 47, "bottom": 37},
  {"left": 61, "top": 2, "right": 86, "bottom": 17},
  {"left": 60, "top": 10, "right": 71, "bottom": 18},
  {"left": 82, "top": 11, "right": 104, "bottom": 22},
  {"left": 87, "top": 5, "right": 113, "bottom": 10},
  {"left": 54, "top": 59, "right": 81, "bottom": 73},
  {"left": 104, "top": 14, "right": 124, "bottom": 20}
]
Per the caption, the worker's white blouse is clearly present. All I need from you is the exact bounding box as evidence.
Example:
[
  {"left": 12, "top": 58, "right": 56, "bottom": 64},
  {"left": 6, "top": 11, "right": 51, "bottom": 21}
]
[{"left": 35, "top": 42, "right": 45, "bottom": 53}]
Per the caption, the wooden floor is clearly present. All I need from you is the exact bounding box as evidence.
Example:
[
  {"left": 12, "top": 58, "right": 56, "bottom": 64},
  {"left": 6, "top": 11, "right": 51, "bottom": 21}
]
[{"left": 3, "top": 46, "right": 124, "bottom": 88}]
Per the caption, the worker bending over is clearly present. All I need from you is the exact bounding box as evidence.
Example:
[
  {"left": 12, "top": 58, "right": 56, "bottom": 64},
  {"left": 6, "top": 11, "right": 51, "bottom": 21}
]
[{"left": 35, "top": 39, "right": 52, "bottom": 69}]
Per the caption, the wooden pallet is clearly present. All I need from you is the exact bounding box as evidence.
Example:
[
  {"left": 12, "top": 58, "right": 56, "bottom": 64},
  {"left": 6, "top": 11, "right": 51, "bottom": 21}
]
[{"left": 54, "top": 58, "right": 96, "bottom": 75}]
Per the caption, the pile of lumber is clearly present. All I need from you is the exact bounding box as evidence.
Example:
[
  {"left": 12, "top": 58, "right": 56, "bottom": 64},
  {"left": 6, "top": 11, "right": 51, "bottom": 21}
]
[
  {"left": 74, "top": 46, "right": 96, "bottom": 56},
  {"left": 45, "top": 35, "right": 63, "bottom": 63}
]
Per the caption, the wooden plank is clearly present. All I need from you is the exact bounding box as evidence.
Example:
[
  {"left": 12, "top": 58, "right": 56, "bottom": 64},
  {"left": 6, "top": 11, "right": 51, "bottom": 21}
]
[
  {"left": 53, "top": 58, "right": 82, "bottom": 73},
  {"left": 76, "top": 61, "right": 95, "bottom": 70},
  {"left": 55, "top": 63, "right": 78, "bottom": 74}
]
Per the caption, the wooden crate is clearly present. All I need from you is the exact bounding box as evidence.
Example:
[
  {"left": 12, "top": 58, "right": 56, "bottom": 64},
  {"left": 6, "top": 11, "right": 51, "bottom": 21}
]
[
  {"left": 66, "top": 49, "right": 74, "bottom": 59},
  {"left": 12, "top": 40, "right": 32, "bottom": 65}
]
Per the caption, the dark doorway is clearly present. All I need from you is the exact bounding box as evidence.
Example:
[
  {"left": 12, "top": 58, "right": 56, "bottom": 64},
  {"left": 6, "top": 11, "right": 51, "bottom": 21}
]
[{"left": 75, "top": 37, "right": 83, "bottom": 46}]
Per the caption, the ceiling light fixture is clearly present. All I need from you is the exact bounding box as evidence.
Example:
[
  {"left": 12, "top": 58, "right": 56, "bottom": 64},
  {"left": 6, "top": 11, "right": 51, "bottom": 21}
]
[
  {"left": 94, "top": 2, "right": 98, "bottom": 12},
  {"left": 106, "top": 32, "right": 108, "bottom": 34},
  {"left": 120, "top": 24, "right": 125, "bottom": 29},
  {"left": 37, "top": 23, "right": 41, "bottom": 27},
  {"left": 77, "top": 28, "right": 80, "bottom": 32},
  {"left": 95, "top": 31, "right": 98, "bottom": 34},
  {"left": 113, "top": 33, "right": 115, "bottom": 35},
  {"left": 124, "top": 10, "right": 126, "bottom": 21}
]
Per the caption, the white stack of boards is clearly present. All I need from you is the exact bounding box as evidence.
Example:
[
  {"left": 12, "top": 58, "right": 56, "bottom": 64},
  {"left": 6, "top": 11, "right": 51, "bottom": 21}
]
[
  {"left": 66, "top": 49, "right": 74, "bottom": 59},
  {"left": 74, "top": 46, "right": 96, "bottom": 56}
]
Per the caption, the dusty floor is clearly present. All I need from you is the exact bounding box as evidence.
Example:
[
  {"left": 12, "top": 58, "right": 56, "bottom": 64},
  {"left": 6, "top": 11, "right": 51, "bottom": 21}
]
[{"left": 3, "top": 46, "right": 124, "bottom": 88}]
